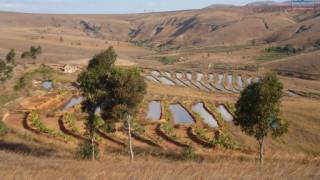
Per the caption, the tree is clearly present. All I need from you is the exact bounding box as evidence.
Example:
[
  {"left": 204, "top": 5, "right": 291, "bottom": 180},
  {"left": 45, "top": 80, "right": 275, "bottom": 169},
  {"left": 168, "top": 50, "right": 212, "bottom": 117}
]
[
  {"left": 235, "top": 73, "right": 288, "bottom": 165},
  {"left": 6, "top": 49, "right": 16, "bottom": 65},
  {"left": 77, "top": 47, "right": 116, "bottom": 160},
  {"left": 21, "top": 46, "right": 42, "bottom": 63},
  {"left": 77, "top": 46, "right": 146, "bottom": 161},
  {"left": 103, "top": 67, "right": 146, "bottom": 161},
  {"left": 0, "top": 50, "right": 16, "bottom": 83}
]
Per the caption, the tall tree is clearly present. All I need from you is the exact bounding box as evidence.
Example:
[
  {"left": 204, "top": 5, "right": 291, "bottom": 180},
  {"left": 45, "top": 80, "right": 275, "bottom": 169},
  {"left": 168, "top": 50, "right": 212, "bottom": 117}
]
[
  {"left": 235, "top": 73, "right": 288, "bottom": 165},
  {"left": 0, "top": 50, "right": 16, "bottom": 83},
  {"left": 6, "top": 49, "right": 16, "bottom": 65},
  {"left": 77, "top": 47, "right": 116, "bottom": 160},
  {"left": 103, "top": 67, "right": 146, "bottom": 161}
]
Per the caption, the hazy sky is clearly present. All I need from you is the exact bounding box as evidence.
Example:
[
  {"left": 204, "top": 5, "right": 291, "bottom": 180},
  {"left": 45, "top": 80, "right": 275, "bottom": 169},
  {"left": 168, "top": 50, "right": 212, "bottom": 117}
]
[{"left": 0, "top": 0, "right": 285, "bottom": 14}]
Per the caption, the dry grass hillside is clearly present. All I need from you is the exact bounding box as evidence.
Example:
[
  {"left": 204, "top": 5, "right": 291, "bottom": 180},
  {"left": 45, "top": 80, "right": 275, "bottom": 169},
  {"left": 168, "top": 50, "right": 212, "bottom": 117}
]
[{"left": 0, "top": 4, "right": 320, "bottom": 179}]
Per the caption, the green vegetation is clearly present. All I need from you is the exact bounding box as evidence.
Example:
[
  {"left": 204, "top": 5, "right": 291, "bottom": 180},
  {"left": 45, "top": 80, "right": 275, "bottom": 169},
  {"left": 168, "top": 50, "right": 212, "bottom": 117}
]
[
  {"left": 235, "top": 73, "right": 288, "bottom": 165},
  {"left": 213, "top": 132, "right": 238, "bottom": 149},
  {"left": 181, "top": 147, "right": 196, "bottom": 161},
  {"left": 256, "top": 45, "right": 301, "bottom": 62},
  {"left": 63, "top": 113, "right": 79, "bottom": 134},
  {"left": 14, "top": 65, "right": 54, "bottom": 91},
  {"left": 158, "top": 56, "right": 178, "bottom": 65},
  {"left": 0, "top": 49, "right": 16, "bottom": 83},
  {"left": 29, "top": 110, "right": 54, "bottom": 134},
  {"left": 21, "top": 46, "right": 42, "bottom": 62},
  {"left": 0, "top": 120, "right": 8, "bottom": 136},
  {"left": 161, "top": 121, "right": 177, "bottom": 139},
  {"left": 194, "top": 126, "right": 210, "bottom": 141},
  {"left": 77, "top": 142, "right": 99, "bottom": 160},
  {"left": 78, "top": 47, "right": 146, "bottom": 161}
]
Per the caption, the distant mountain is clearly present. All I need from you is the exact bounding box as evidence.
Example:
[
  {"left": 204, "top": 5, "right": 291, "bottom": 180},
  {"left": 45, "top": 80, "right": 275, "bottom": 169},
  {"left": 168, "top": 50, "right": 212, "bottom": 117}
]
[
  {"left": 203, "top": 4, "right": 238, "bottom": 9},
  {"left": 245, "top": 1, "right": 278, "bottom": 7}
]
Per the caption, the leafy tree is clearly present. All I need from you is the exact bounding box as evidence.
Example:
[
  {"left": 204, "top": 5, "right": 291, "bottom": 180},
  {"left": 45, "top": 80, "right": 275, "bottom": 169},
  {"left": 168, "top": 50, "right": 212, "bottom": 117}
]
[
  {"left": 21, "top": 46, "right": 42, "bottom": 63},
  {"left": 6, "top": 49, "right": 16, "bottom": 65},
  {"left": 0, "top": 50, "right": 16, "bottom": 83},
  {"left": 235, "top": 73, "right": 288, "bottom": 165},
  {"left": 103, "top": 67, "right": 146, "bottom": 161},
  {"left": 77, "top": 46, "right": 146, "bottom": 161},
  {"left": 77, "top": 47, "right": 116, "bottom": 160}
]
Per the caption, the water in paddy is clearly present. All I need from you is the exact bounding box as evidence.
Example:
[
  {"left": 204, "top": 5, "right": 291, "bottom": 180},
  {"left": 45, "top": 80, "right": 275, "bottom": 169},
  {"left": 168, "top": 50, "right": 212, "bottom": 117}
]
[
  {"left": 237, "top": 75, "right": 243, "bottom": 89},
  {"left": 164, "top": 72, "right": 172, "bottom": 78},
  {"left": 42, "top": 81, "right": 53, "bottom": 90},
  {"left": 217, "top": 74, "right": 224, "bottom": 85},
  {"left": 186, "top": 73, "right": 192, "bottom": 80},
  {"left": 146, "top": 101, "right": 161, "bottom": 121},
  {"left": 246, "top": 77, "right": 252, "bottom": 85},
  {"left": 62, "top": 96, "right": 84, "bottom": 111},
  {"left": 151, "top": 70, "right": 161, "bottom": 76},
  {"left": 192, "top": 103, "right": 218, "bottom": 128},
  {"left": 170, "top": 104, "right": 195, "bottom": 125},
  {"left": 208, "top": 74, "right": 214, "bottom": 82},
  {"left": 217, "top": 105, "right": 234, "bottom": 122},
  {"left": 176, "top": 72, "right": 183, "bottom": 79},
  {"left": 227, "top": 74, "right": 233, "bottom": 88},
  {"left": 196, "top": 73, "right": 204, "bottom": 81},
  {"left": 159, "top": 76, "right": 175, "bottom": 86},
  {"left": 146, "top": 76, "right": 159, "bottom": 83}
]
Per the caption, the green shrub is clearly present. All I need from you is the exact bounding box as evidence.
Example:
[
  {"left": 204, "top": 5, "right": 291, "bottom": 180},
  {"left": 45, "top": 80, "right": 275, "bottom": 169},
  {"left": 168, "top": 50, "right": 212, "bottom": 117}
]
[
  {"left": 76, "top": 142, "right": 99, "bottom": 160},
  {"left": 213, "top": 132, "right": 238, "bottom": 149},
  {"left": 161, "top": 121, "right": 177, "bottom": 139},
  {"left": 181, "top": 147, "right": 196, "bottom": 161},
  {"left": 63, "top": 113, "right": 79, "bottom": 133},
  {"left": 101, "top": 121, "right": 116, "bottom": 134},
  {"left": 0, "top": 120, "right": 8, "bottom": 136},
  {"left": 29, "top": 110, "right": 54, "bottom": 134},
  {"left": 158, "top": 56, "right": 178, "bottom": 65},
  {"left": 132, "top": 120, "right": 146, "bottom": 134},
  {"left": 194, "top": 126, "right": 210, "bottom": 141}
]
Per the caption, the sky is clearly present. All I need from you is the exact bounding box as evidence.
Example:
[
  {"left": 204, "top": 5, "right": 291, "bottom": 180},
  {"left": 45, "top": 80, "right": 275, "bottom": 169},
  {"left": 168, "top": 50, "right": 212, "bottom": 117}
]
[{"left": 0, "top": 0, "right": 286, "bottom": 14}]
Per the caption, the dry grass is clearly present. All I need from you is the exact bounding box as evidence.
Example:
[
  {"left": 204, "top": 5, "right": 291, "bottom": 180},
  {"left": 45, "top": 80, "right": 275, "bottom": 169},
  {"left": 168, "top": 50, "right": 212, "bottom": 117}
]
[{"left": 0, "top": 150, "right": 319, "bottom": 180}]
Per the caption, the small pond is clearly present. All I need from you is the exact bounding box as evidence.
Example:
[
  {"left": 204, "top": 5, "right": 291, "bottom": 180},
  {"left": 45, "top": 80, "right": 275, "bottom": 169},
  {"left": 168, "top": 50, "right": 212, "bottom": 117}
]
[
  {"left": 186, "top": 73, "right": 192, "bottom": 80},
  {"left": 217, "top": 74, "right": 224, "bottom": 85},
  {"left": 170, "top": 104, "right": 195, "bottom": 125},
  {"left": 62, "top": 96, "right": 84, "bottom": 112},
  {"left": 208, "top": 74, "right": 214, "bottom": 82},
  {"left": 159, "top": 76, "right": 175, "bottom": 86},
  {"left": 176, "top": 72, "right": 183, "bottom": 79},
  {"left": 227, "top": 74, "right": 233, "bottom": 87},
  {"left": 146, "top": 75, "right": 159, "bottom": 83},
  {"left": 151, "top": 70, "right": 161, "bottom": 76},
  {"left": 146, "top": 101, "right": 161, "bottom": 121},
  {"left": 246, "top": 77, "right": 252, "bottom": 85},
  {"left": 196, "top": 73, "right": 204, "bottom": 81},
  {"left": 217, "top": 105, "right": 234, "bottom": 122},
  {"left": 192, "top": 103, "right": 218, "bottom": 128},
  {"left": 164, "top": 72, "right": 172, "bottom": 78},
  {"left": 237, "top": 75, "right": 243, "bottom": 89},
  {"left": 42, "top": 81, "right": 53, "bottom": 90}
]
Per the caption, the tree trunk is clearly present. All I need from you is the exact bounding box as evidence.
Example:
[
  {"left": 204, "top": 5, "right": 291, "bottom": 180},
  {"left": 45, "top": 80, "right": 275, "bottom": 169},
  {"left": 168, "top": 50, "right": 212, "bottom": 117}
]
[
  {"left": 259, "top": 138, "right": 264, "bottom": 166},
  {"left": 91, "top": 132, "right": 95, "bottom": 161},
  {"left": 127, "top": 115, "right": 134, "bottom": 161}
]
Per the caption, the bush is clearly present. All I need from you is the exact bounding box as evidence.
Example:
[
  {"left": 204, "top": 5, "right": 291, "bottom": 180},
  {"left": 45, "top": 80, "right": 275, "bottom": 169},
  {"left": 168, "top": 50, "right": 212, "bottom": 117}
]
[
  {"left": 63, "top": 113, "right": 79, "bottom": 133},
  {"left": 101, "top": 121, "right": 116, "bottom": 134},
  {"left": 265, "top": 45, "right": 301, "bottom": 55},
  {"left": 181, "top": 147, "right": 195, "bottom": 161},
  {"left": 158, "top": 56, "right": 178, "bottom": 65},
  {"left": 76, "top": 142, "right": 99, "bottom": 160},
  {"left": 0, "top": 120, "right": 8, "bottom": 136},
  {"left": 194, "top": 126, "right": 210, "bottom": 141},
  {"left": 29, "top": 110, "right": 54, "bottom": 134},
  {"left": 213, "top": 132, "right": 238, "bottom": 149}
]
